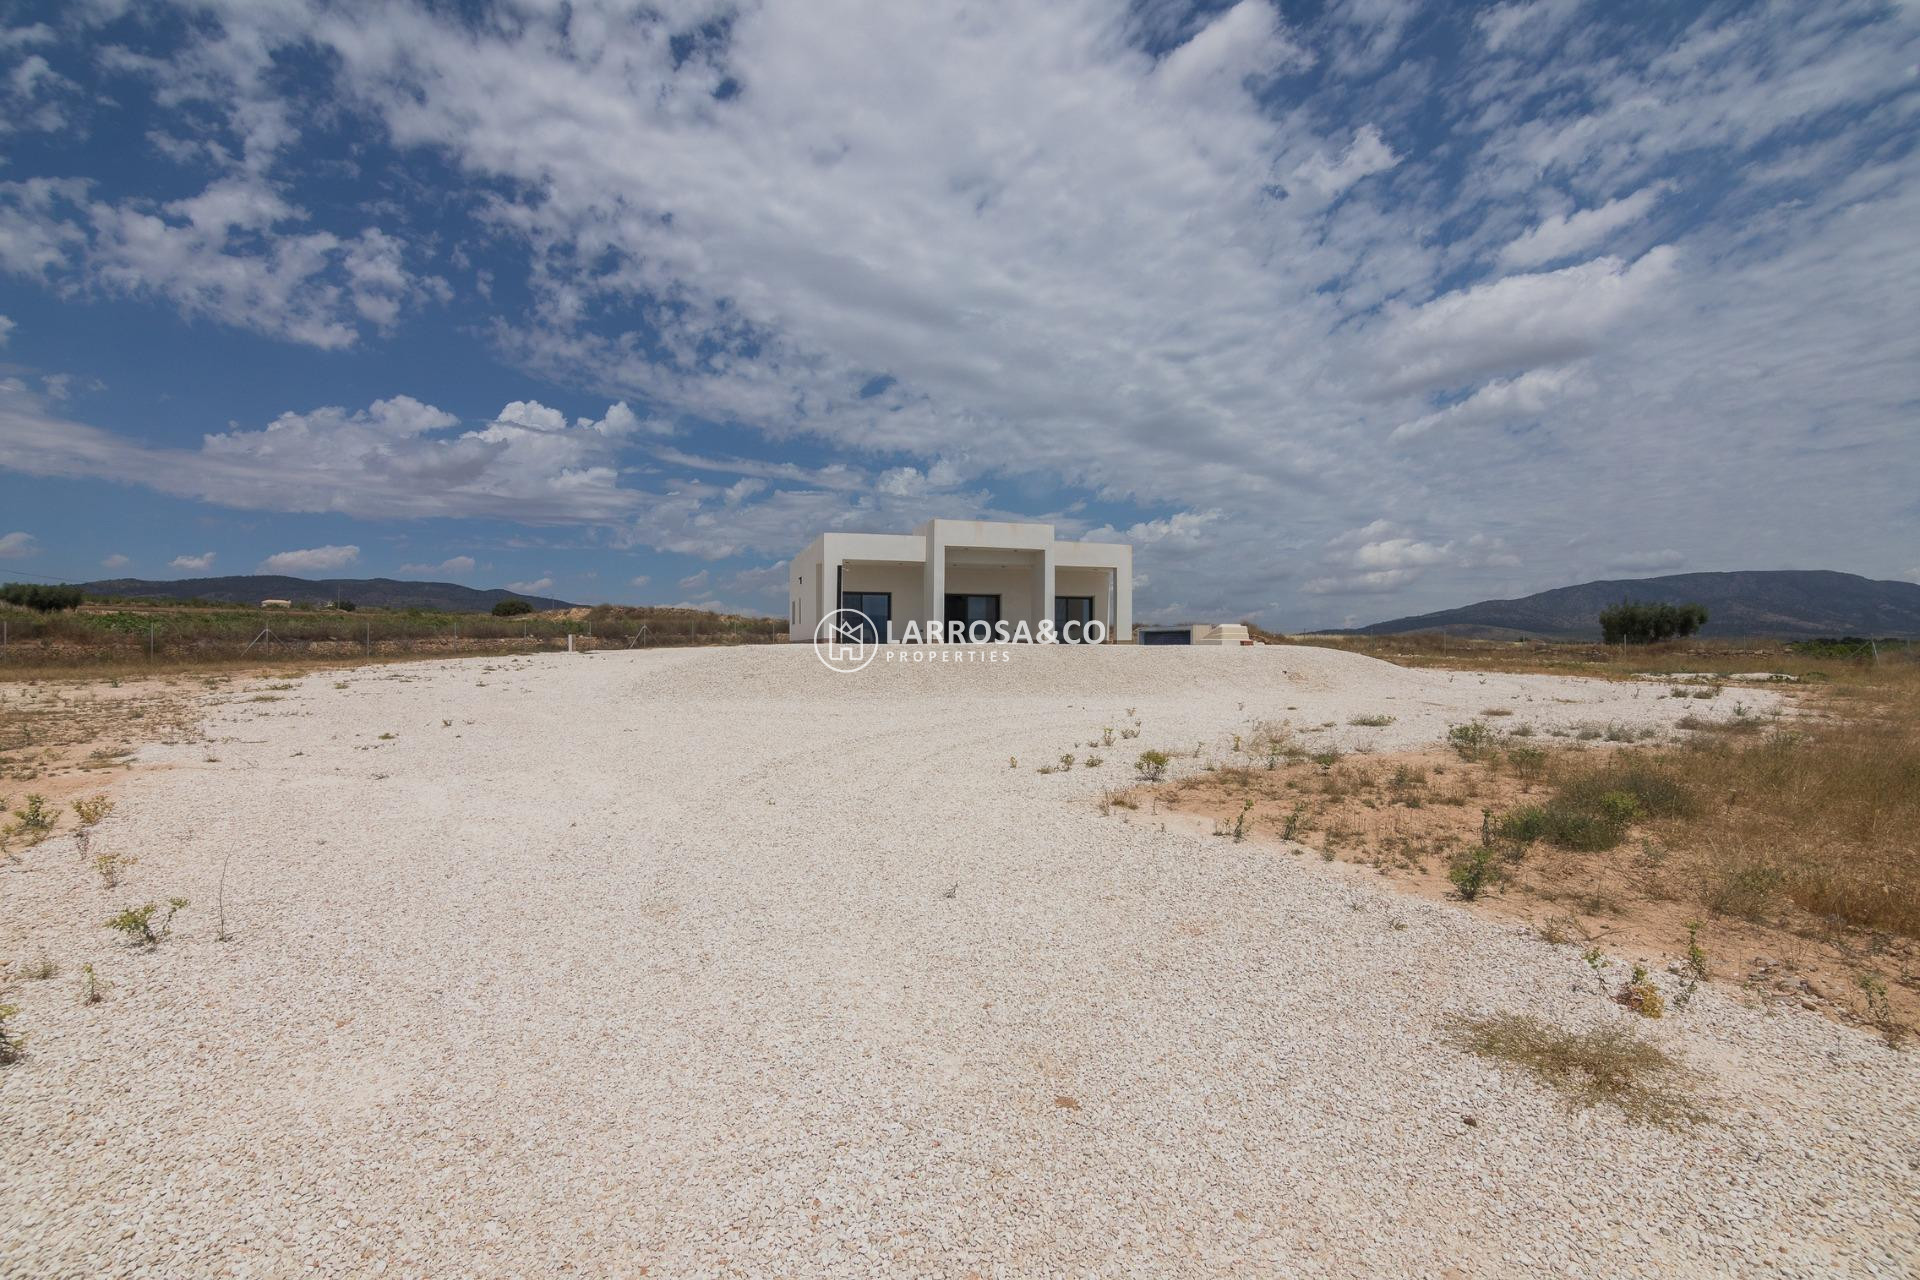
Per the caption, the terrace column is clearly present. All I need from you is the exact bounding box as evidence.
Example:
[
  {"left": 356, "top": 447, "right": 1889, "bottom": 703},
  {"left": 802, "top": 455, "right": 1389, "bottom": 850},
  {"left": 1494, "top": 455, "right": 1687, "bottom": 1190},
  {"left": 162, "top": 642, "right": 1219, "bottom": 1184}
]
[
  {"left": 922, "top": 526, "right": 945, "bottom": 639},
  {"left": 1036, "top": 546, "right": 1055, "bottom": 636},
  {"left": 820, "top": 543, "right": 843, "bottom": 629},
  {"left": 1113, "top": 564, "right": 1133, "bottom": 642}
]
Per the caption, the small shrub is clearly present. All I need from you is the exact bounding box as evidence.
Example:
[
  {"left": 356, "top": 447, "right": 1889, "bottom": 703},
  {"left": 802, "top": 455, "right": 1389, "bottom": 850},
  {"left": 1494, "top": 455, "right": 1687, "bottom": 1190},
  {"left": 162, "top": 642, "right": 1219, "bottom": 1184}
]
[
  {"left": 1684, "top": 921, "right": 1709, "bottom": 981},
  {"left": 1618, "top": 966, "right": 1665, "bottom": 1018},
  {"left": 1281, "top": 801, "right": 1308, "bottom": 841},
  {"left": 94, "top": 851, "right": 137, "bottom": 888},
  {"left": 1059, "top": 753, "right": 1075, "bottom": 770},
  {"left": 1448, "top": 847, "right": 1502, "bottom": 901},
  {"left": 1446, "top": 1012, "right": 1702, "bottom": 1126},
  {"left": 1535, "top": 914, "right": 1581, "bottom": 946},
  {"left": 18, "top": 953, "right": 57, "bottom": 980},
  {"left": 72, "top": 795, "right": 115, "bottom": 827},
  {"left": 1135, "top": 750, "right": 1170, "bottom": 782},
  {"left": 1349, "top": 714, "right": 1395, "bottom": 727},
  {"left": 1480, "top": 707, "right": 1514, "bottom": 717},
  {"left": 1232, "top": 799, "right": 1253, "bottom": 842},
  {"left": 105, "top": 897, "right": 188, "bottom": 947},
  {"left": 1084, "top": 755, "right": 1102, "bottom": 768},
  {"left": 1494, "top": 806, "right": 1549, "bottom": 846},
  {"left": 0, "top": 1004, "right": 22, "bottom": 1064},
  {"left": 1310, "top": 750, "right": 1340, "bottom": 767},
  {"left": 78, "top": 963, "right": 103, "bottom": 1006},
  {"left": 1009, "top": 756, "right": 1018, "bottom": 769},
  {"left": 1447, "top": 722, "right": 1494, "bottom": 758},
  {"left": 5, "top": 794, "right": 56, "bottom": 845},
  {"left": 1505, "top": 745, "right": 1547, "bottom": 781}
]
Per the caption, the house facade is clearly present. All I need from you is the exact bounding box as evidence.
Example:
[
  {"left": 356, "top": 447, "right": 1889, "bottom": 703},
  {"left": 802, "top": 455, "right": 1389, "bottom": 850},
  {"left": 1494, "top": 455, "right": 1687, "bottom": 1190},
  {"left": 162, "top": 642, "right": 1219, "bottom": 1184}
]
[{"left": 789, "top": 519, "right": 1132, "bottom": 643}]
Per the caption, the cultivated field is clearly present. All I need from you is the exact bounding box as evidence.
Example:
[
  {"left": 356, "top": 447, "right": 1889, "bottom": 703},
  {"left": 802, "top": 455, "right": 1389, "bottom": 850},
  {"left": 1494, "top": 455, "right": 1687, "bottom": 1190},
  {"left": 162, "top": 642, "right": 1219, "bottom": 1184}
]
[{"left": 1, "top": 644, "right": 1915, "bottom": 1277}]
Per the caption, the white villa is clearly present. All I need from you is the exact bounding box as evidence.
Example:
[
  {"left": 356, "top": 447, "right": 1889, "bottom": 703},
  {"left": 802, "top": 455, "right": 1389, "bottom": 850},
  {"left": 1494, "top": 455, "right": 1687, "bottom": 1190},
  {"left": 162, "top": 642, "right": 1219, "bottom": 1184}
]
[{"left": 790, "top": 519, "right": 1132, "bottom": 643}]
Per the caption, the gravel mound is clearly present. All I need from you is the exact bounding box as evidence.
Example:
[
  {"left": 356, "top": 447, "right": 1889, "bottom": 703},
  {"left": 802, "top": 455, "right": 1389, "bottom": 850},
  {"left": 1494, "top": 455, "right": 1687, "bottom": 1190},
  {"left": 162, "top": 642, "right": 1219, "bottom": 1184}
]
[{"left": 2, "top": 645, "right": 1911, "bottom": 1278}]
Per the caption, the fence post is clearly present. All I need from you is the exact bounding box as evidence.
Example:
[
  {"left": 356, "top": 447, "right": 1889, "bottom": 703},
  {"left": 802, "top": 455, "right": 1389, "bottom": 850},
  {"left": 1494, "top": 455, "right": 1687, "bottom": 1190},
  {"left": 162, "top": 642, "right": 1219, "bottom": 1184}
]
[
  {"left": 148, "top": 623, "right": 154, "bottom": 661},
  {"left": 366, "top": 621, "right": 372, "bottom": 657}
]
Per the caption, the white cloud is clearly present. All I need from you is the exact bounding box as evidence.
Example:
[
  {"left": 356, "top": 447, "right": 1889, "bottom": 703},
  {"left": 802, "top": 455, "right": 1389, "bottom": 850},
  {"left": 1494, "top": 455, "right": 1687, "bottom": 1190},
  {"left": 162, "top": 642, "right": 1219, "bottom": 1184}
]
[
  {"left": 0, "top": 385, "right": 645, "bottom": 522},
  {"left": 259, "top": 544, "right": 359, "bottom": 573},
  {"left": 1372, "top": 248, "right": 1677, "bottom": 396},
  {"left": 399, "top": 555, "right": 476, "bottom": 577},
  {"left": 1291, "top": 124, "right": 1399, "bottom": 199},
  {"left": 0, "top": 530, "right": 39, "bottom": 558},
  {"left": 1391, "top": 365, "right": 1588, "bottom": 442},
  {"left": 169, "top": 552, "right": 216, "bottom": 571},
  {"left": 1500, "top": 187, "right": 1667, "bottom": 269},
  {"left": 677, "top": 570, "right": 710, "bottom": 592},
  {"left": 505, "top": 577, "right": 554, "bottom": 595},
  {"left": 627, "top": 574, "right": 650, "bottom": 588},
  {"left": 101, "top": 553, "right": 131, "bottom": 569},
  {"left": 0, "top": 314, "right": 12, "bottom": 345},
  {"left": 1304, "top": 522, "right": 1519, "bottom": 595}
]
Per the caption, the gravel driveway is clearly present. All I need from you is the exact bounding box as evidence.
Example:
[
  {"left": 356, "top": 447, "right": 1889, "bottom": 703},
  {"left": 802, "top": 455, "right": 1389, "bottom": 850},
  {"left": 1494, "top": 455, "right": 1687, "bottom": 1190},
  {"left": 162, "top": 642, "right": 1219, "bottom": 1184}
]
[{"left": 3, "top": 645, "right": 1914, "bottom": 1277}]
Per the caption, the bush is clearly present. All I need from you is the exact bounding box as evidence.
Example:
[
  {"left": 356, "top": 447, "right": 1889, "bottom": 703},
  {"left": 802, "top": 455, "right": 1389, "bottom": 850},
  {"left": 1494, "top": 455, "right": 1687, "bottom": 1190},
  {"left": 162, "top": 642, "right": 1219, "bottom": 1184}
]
[
  {"left": 335, "top": 599, "right": 356, "bottom": 612},
  {"left": 1556, "top": 761, "right": 1694, "bottom": 820},
  {"left": 492, "top": 598, "right": 534, "bottom": 617},
  {"left": 105, "top": 898, "right": 188, "bottom": 947},
  {"left": 1447, "top": 722, "right": 1494, "bottom": 758},
  {"left": 1598, "top": 600, "right": 1708, "bottom": 645},
  {"left": 1448, "top": 847, "right": 1502, "bottom": 900},
  {"left": 1135, "top": 750, "right": 1170, "bottom": 782},
  {"left": 0, "top": 1003, "right": 22, "bottom": 1065},
  {"left": 0, "top": 583, "right": 84, "bottom": 612}
]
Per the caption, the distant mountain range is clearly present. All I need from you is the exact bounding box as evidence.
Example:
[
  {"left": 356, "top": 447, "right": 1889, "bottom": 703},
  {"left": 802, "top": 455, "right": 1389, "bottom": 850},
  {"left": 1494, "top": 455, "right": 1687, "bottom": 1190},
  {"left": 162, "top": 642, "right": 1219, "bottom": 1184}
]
[
  {"left": 1333, "top": 570, "right": 1920, "bottom": 639},
  {"left": 78, "top": 575, "right": 577, "bottom": 613}
]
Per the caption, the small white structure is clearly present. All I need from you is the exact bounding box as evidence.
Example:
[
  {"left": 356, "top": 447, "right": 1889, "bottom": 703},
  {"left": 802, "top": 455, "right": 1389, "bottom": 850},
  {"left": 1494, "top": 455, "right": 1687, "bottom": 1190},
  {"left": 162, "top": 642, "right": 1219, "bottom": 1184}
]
[
  {"left": 1138, "top": 623, "right": 1253, "bottom": 646},
  {"left": 790, "top": 519, "right": 1131, "bottom": 643},
  {"left": 260, "top": 599, "right": 293, "bottom": 609}
]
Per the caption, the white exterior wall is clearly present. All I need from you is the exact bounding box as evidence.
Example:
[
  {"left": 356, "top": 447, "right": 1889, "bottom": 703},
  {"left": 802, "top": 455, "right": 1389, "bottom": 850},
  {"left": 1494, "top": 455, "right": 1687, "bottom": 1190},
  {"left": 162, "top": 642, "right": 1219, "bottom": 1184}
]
[{"left": 788, "top": 521, "right": 1132, "bottom": 642}]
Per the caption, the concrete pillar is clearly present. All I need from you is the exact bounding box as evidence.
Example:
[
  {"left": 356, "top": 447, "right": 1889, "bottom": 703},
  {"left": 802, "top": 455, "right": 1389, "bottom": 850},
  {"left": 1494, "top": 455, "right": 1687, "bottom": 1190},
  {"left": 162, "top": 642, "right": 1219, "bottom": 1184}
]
[
  {"left": 820, "top": 547, "right": 842, "bottom": 631},
  {"left": 1036, "top": 547, "right": 1056, "bottom": 636},
  {"left": 922, "top": 526, "right": 945, "bottom": 641},
  {"left": 1113, "top": 565, "right": 1133, "bottom": 642}
]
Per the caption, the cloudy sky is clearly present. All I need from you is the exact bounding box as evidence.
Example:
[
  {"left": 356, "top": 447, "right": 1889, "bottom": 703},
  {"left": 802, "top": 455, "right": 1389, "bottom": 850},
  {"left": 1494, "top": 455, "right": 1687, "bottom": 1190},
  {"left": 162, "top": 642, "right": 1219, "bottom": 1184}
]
[{"left": 1, "top": 0, "right": 1915, "bottom": 625}]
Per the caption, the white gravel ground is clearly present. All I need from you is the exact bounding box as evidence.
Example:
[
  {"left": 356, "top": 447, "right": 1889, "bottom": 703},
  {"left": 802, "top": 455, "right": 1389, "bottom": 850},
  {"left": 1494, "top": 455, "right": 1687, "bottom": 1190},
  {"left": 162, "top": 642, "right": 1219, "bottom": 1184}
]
[{"left": 2, "top": 644, "right": 1914, "bottom": 1278}]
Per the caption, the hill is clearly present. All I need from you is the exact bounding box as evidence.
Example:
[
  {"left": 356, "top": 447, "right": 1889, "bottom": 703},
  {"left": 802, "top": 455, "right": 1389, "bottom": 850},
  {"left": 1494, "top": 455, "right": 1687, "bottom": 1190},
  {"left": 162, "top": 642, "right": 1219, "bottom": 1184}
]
[
  {"left": 75, "top": 575, "right": 576, "bottom": 613},
  {"left": 1337, "top": 570, "right": 1920, "bottom": 639}
]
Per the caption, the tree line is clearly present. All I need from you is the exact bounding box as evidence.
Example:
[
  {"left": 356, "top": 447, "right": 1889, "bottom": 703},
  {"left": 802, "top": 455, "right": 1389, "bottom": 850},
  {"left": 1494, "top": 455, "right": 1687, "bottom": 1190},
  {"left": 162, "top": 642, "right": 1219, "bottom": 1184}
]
[{"left": 1598, "top": 600, "right": 1708, "bottom": 644}]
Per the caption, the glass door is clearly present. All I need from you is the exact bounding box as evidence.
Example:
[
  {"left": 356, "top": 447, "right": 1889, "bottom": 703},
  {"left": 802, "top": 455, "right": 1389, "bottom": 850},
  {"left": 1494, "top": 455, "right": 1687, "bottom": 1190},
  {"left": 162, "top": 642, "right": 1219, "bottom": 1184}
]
[
  {"left": 1055, "top": 596, "right": 1095, "bottom": 642},
  {"left": 839, "top": 591, "right": 892, "bottom": 643}
]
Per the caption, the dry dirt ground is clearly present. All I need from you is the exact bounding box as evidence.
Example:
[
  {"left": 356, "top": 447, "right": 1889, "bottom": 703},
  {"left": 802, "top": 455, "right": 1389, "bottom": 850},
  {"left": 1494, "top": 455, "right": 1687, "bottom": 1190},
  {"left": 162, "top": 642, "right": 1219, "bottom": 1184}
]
[{"left": 1, "top": 645, "right": 1914, "bottom": 1278}]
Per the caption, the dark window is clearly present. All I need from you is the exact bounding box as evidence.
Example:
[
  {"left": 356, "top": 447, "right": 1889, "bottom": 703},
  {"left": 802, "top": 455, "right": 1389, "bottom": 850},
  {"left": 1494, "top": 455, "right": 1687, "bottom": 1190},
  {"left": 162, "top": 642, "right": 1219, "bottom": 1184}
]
[
  {"left": 839, "top": 591, "right": 892, "bottom": 643},
  {"left": 1138, "top": 627, "right": 1192, "bottom": 646},
  {"left": 1054, "top": 596, "right": 1095, "bottom": 641},
  {"left": 943, "top": 593, "right": 1001, "bottom": 630}
]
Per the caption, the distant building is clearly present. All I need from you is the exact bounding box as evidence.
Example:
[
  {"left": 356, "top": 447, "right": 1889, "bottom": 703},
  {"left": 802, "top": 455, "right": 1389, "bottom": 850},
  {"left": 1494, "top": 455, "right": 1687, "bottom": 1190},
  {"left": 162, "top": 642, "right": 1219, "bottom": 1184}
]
[
  {"left": 790, "top": 519, "right": 1132, "bottom": 643},
  {"left": 260, "top": 599, "right": 292, "bottom": 609}
]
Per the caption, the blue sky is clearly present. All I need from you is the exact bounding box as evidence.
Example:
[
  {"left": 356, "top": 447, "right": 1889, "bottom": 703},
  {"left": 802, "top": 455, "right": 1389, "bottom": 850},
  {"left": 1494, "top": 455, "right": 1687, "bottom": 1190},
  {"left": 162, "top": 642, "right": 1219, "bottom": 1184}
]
[{"left": 1, "top": 0, "right": 1916, "bottom": 626}]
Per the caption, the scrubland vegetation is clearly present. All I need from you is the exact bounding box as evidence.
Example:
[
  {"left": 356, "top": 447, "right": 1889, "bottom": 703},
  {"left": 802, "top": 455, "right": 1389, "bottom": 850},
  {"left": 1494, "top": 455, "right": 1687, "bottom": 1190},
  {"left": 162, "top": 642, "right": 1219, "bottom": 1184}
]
[
  {"left": 1148, "top": 634, "right": 1919, "bottom": 1042},
  {"left": 0, "top": 596, "right": 785, "bottom": 676}
]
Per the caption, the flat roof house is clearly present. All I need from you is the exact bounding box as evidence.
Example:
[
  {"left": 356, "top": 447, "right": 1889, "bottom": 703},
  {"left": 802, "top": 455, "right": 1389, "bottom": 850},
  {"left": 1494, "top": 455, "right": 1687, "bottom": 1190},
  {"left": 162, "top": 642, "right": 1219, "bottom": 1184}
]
[{"left": 790, "top": 519, "right": 1132, "bottom": 643}]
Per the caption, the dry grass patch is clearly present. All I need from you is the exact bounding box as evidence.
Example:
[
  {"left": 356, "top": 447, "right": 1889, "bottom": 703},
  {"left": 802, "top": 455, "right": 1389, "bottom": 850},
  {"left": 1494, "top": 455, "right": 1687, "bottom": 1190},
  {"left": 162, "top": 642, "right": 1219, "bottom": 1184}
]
[
  {"left": 1446, "top": 1012, "right": 1705, "bottom": 1127},
  {"left": 1151, "top": 655, "right": 1920, "bottom": 1040}
]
